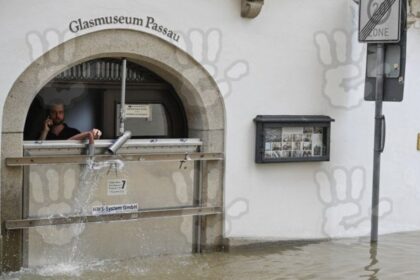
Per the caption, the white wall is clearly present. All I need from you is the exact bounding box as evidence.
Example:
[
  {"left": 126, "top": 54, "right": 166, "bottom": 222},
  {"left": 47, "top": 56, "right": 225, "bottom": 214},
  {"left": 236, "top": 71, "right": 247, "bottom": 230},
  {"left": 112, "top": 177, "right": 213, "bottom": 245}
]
[{"left": 1, "top": 0, "right": 420, "bottom": 240}]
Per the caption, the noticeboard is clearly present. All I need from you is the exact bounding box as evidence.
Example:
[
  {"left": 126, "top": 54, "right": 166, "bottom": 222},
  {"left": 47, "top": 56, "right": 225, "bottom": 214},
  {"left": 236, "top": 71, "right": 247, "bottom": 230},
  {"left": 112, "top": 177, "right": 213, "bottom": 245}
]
[{"left": 254, "top": 115, "right": 334, "bottom": 163}]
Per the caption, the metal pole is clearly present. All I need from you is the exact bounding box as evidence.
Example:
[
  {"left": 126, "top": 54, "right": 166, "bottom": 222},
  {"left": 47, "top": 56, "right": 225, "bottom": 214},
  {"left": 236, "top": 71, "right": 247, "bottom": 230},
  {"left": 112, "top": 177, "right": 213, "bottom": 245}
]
[
  {"left": 192, "top": 145, "right": 204, "bottom": 253},
  {"left": 120, "top": 58, "right": 127, "bottom": 135},
  {"left": 371, "top": 43, "right": 385, "bottom": 243}
]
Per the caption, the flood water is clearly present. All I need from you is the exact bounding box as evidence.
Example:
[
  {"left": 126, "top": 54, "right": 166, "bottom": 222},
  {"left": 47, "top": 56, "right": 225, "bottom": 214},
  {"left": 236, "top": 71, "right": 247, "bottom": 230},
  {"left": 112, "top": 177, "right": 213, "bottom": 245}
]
[{"left": 2, "top": 231, "right": 420, "bottom": 279}]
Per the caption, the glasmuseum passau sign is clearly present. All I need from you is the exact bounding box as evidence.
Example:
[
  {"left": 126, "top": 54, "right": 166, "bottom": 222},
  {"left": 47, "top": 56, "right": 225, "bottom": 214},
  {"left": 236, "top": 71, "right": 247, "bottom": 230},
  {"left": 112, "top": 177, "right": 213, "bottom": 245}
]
[{"left": 69, "top": 16, "right": 180, "bottom": 42}]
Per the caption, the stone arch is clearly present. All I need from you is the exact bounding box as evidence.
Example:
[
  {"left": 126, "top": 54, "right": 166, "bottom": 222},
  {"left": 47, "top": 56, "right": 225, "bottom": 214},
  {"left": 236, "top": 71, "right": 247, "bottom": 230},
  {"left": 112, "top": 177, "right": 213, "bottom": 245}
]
[{"left": 1, "top": 29, "right": 224, "bottom": 271}]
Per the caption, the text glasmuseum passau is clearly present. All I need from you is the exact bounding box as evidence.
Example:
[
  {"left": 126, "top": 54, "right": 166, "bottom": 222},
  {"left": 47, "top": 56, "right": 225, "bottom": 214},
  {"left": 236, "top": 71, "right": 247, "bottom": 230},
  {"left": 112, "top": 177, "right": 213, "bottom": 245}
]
[{"left": 69, "top": 16, "right": 181, "bottom": 42}]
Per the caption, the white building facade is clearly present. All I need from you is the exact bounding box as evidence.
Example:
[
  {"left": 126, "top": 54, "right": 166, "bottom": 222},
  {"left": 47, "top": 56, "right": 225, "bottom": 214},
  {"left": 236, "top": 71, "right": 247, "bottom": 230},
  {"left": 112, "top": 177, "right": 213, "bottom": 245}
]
[{"left": 1, "top": 0, "right": 420, "bottom": 270}]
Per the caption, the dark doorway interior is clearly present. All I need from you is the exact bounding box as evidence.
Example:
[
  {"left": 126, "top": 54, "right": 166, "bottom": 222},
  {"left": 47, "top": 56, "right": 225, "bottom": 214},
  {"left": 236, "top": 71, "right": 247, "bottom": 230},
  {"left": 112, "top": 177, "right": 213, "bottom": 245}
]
[{"left": 24, "top": 58, "right": 188, "bottom": 140}]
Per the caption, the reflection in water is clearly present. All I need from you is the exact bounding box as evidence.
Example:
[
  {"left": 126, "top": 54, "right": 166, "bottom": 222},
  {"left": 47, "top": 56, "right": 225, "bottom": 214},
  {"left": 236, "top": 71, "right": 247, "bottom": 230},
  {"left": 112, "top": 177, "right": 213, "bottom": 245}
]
[
  {"left": 363, "top": 243, "right": 379, "bottom": 280},
  {"left": 3, "top": 231, "right": 420, "bottom": 279}
]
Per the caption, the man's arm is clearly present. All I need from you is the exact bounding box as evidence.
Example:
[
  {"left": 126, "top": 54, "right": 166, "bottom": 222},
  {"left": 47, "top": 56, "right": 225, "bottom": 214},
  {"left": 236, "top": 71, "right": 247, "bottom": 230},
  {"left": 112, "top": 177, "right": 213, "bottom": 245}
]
[
  {"left": 68, "top": 129, "right": 101, "bottom": 143},
  {"left": 68, "top": 131, "right": 95, "bottom": 143}
]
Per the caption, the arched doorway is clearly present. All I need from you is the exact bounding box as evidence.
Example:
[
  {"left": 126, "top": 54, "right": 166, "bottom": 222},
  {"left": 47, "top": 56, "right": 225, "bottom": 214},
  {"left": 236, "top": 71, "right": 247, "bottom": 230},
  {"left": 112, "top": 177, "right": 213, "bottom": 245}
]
[{"left": 1, "top": 29, "right": 225, "bottom": 271}]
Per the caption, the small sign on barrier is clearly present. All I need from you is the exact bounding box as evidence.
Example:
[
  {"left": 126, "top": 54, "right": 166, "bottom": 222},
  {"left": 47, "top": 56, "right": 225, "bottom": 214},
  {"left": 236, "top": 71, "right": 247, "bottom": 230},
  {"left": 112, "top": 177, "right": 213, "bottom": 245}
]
[
  {"left": 92, "top": 203, "right": 138, "bottom": 215},
  {"left": 107, "top": 179, "right": 128, "bottom": 195}
]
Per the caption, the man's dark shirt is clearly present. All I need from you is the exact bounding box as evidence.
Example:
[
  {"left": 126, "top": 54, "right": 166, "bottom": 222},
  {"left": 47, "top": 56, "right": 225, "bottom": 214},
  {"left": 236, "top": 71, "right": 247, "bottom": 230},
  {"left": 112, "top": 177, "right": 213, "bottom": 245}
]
[{"left": 46, "top": 123, "right": 80, "bottom": 140}]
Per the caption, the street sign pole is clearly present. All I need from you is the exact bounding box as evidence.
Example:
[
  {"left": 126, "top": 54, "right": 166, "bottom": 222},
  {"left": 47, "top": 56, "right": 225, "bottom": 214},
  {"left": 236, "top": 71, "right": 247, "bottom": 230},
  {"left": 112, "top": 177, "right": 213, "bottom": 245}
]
[
  {"left": 371, "top": 43, "right": 385, "bottom": 243},
  {"left": 359, "top": 0, "right": 406, "bottom": 244}
]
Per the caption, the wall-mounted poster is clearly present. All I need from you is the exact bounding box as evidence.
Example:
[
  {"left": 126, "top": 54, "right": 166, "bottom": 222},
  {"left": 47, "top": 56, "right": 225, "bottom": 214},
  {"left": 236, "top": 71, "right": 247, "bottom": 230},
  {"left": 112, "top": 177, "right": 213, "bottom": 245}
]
[
  {"left": 263, "top": 126, "right": 326, "bottom": 159},
  {"left": 254, "top": 115, "right": 334, "bottom": 163}
]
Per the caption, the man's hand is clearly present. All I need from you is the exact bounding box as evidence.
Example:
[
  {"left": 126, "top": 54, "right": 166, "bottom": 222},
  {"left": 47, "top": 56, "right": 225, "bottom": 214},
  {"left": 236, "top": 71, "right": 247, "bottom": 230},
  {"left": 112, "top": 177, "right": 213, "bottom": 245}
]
[
  {"left": 39, "top": 117, "right": 52, "bottom": 140},
  {"left": 43, "top": 117, "right": 53, "bottom": 132},
  {"left": 91, "top": 128, "right": 102, "bottom": 139}
]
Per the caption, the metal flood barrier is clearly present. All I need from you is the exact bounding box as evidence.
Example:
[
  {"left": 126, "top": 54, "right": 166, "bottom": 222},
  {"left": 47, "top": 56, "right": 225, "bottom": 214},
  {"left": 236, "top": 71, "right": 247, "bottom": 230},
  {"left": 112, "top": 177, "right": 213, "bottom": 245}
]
[{"left": 3, "top": 139, "right": 223, "bottom": 268}]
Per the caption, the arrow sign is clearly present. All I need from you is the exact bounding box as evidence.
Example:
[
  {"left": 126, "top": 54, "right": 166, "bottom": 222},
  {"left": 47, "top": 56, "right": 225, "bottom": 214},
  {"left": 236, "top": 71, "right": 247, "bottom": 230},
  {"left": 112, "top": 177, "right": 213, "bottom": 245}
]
[{"left": 359, "top": 0, "right": 402, "bottom": 43}]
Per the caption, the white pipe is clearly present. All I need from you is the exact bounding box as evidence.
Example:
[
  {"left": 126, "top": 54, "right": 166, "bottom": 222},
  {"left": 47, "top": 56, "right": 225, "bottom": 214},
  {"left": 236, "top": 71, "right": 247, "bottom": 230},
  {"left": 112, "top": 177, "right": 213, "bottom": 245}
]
[
  {"left": 120, "top": 58, "right": 127, "bottom": 135},
  {"left": 107, "top": 131, "right": 132, "bottom": 154},
  {"left": 87, "top": 143, "right": 95, "bottom": 156}
]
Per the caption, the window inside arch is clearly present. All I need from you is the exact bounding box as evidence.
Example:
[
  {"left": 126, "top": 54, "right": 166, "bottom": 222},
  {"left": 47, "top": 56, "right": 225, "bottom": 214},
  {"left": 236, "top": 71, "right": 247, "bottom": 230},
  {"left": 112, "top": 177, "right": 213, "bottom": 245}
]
[{"left": 24, "top": 58, "right": 188, "bottom": 140}]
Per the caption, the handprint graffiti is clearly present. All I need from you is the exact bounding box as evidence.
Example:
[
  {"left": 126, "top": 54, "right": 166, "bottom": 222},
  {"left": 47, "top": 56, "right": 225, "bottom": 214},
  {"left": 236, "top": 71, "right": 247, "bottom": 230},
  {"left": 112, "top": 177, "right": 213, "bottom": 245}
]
[
  {"left": 176, "top": 28, "right": 249, "bottom": 101},
  {"left": 26, "top": 28, "right": 76, "bottom": 66},
  {"left": 29, "top": 166, "right": 84, "bottom": 246},
  {"left": 172, "top": 169, "right": 249, "bottom": 240},
  {"left": 26, "top": 27, "right": 78, "bottom": 87},
  {"left": 315, "top": 166, "right": 392, "bottom": 238},
  {"left": 314, "top": 3, "right": 366, "bottom": 110},
  {"left": 314, "top": 29, "right": 366, "bottom": 109}
]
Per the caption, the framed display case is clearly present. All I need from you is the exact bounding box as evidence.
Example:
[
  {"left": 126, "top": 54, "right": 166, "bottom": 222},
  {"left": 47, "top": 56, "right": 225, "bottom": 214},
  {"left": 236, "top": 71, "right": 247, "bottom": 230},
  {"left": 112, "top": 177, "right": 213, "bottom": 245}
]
[{"left": 254, "top": 115, "right": 334, "bottom": 163}]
